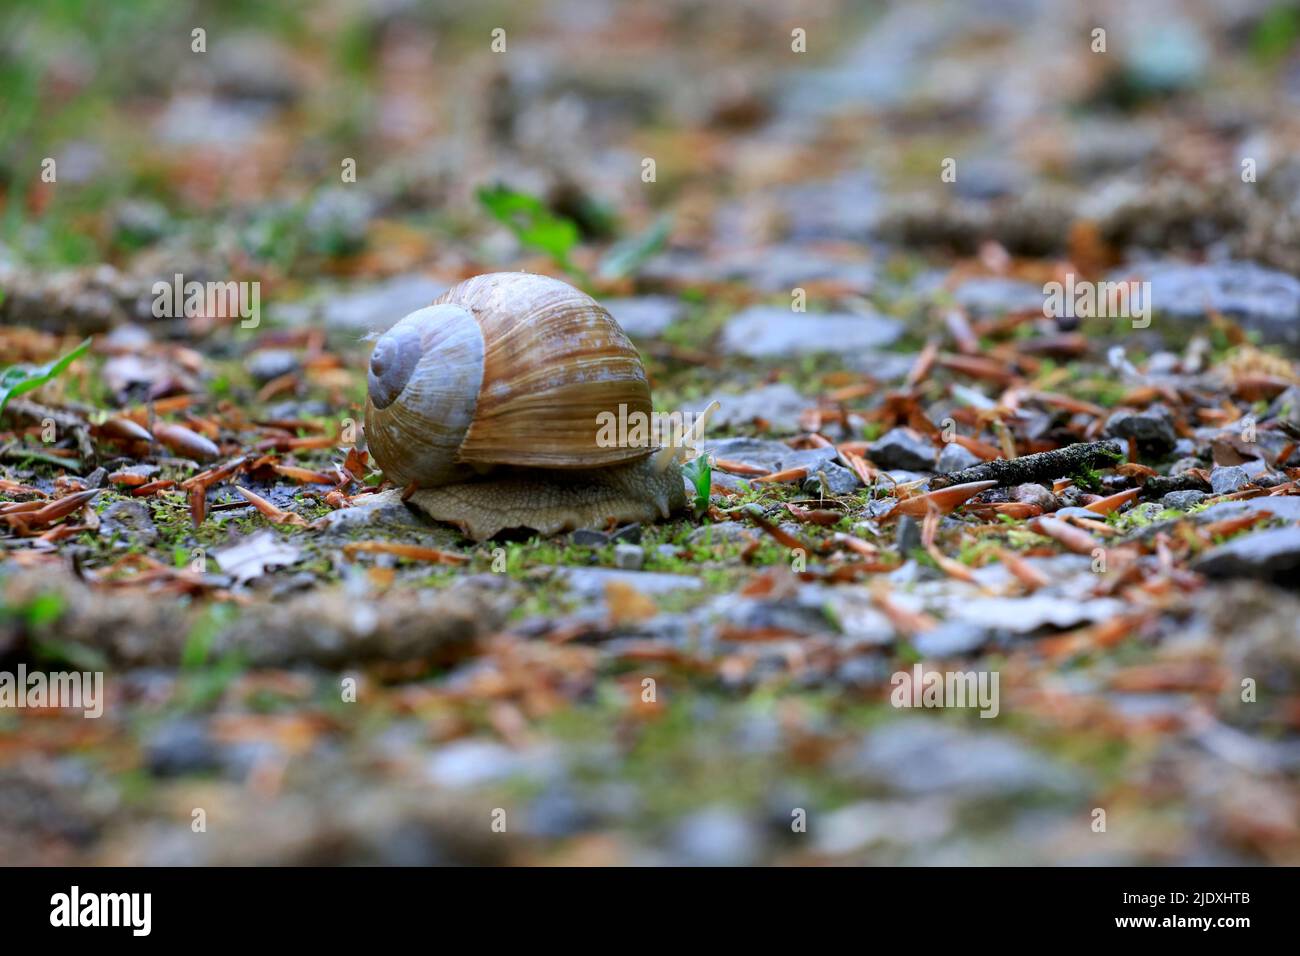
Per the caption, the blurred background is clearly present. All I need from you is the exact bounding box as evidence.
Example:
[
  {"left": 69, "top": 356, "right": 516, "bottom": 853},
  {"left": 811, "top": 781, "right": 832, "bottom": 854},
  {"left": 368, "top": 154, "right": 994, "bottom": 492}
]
[
  {"left": 2, "top": 0, "right": 1300, "bottom": 866},
  {"left": 3, "top": 0, "right": 1300, "bottom": 313}
]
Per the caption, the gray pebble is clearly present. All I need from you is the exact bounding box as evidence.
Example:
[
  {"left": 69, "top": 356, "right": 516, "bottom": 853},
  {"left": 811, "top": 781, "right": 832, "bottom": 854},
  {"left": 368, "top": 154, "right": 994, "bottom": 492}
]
[
  {"left": 1210, "top": 466, "right": 1250, "bottom": 495},
  {"left": 895, "top": 516, "right": 922, "bottom": 556},
  {"left": 1161, "top": 490, "right": 1207, "bottom": 510},
  {"left": 1105, "top": 407, "right": 1176, "bottom": 457},
  {"left": 935, "top": 441, "right": 982, "bottom": 473},
  {"left": 803, "top": 461, "right": 861, "bottom": 496},
  {"left": 613, "top": 544, "right": 645, "bottom": 571},
  {"left": 145, "top": 719, "right": 220, "bottom": 777},
  {"left": 868, "top": 427, "right": 937, "bottom": 471},
  {"left": 610, "top": 524, "right": 643, "bottom": 544}
]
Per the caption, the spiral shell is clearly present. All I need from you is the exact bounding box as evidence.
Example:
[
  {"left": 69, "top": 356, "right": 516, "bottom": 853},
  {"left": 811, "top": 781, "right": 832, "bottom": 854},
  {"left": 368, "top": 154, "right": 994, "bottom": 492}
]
[{"left": 364, "top": 272, "right": 653, "bottom": 489}]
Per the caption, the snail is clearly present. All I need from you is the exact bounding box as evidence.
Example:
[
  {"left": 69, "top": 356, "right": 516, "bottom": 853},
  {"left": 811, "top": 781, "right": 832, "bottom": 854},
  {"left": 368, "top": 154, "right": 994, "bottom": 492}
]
[{"left": 364, "top": 272, "right": 710, "bottom": 540}]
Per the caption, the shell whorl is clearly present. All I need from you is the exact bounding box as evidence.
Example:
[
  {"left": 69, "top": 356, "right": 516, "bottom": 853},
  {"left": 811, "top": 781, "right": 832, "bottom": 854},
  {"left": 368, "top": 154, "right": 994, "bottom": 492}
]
[
  {"left": 432, "top": 273, "right": 653, "bottom": 471},
  {"left": 364, "top": 304, "right": 485, "bottom": 488}
]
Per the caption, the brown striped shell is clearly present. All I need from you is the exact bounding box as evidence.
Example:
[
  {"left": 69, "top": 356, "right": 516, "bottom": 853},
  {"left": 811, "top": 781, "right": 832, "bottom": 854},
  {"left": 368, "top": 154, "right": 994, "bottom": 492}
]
[{"left": 364, "top": 272, "right": 654, "bottom": 489}]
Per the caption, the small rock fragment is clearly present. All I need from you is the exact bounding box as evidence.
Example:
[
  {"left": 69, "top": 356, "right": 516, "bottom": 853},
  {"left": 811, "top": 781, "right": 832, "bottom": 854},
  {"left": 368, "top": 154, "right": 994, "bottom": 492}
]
[
  {"left": 1209, "top": 466, "right": 1250, "bottom": 495},
  {"left": 1011, "top": 483, "right": 1058, "bottom": 511},
  {"left": 868, "top": 427, "right": 937, "bottom": 471},
  {"left": 1161, "top": 490, "right": 1207, "bottom": 510},
  {"left": 1193, "top": 527, "right": 1300, "bottom": 584},
  {"left": 1105, "top": 407, "right": 1176, "bottom": 457},
  {"left": 570, "top": 528, "right": 610, "bottom": 547},
  {"left": 803, "top": 462, "right": 861, "bottom": 496},
  {"left": 936, "top": 442, "right": 982, "bottom": 473},
  {"left": 895, "top": 516, "right": 922, "bottom": 556},
  {"left": 613, "top": 543, "right": 645, "bottom": 571}
]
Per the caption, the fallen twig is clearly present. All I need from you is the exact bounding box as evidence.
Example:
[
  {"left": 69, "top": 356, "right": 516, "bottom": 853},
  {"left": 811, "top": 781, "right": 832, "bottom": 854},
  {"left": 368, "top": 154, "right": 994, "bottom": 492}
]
[{"left": 930, "top": 439, "right": 1124, "bottom": 490}]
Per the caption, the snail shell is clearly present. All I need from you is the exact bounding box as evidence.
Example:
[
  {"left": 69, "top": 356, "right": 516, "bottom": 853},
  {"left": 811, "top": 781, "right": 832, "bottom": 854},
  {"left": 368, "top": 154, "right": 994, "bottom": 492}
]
[{"left": 365, "top": 272, "right": 654, "bottom": 489}]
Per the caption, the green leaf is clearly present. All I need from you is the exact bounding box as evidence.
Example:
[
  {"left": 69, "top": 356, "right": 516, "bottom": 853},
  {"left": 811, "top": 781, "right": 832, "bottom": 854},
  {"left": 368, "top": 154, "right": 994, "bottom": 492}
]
[
  {"left": 1251, "top": 4, "right": 1300, "bottom": 64},
  {"left": 180, "top": 603, "right": 233, "bottom": 671},
  {"left": 476, "top": 184, "right": 581, "bottom": 273},
  {"left": 680, "top": 454, "right": 713, "bottom": 513},
  {"left": 0, "top": 337, "right": 92, "bottom": 415},
  {"left": 597, "top": 214, "right": 671, "bottom": 280},
  {"left": 24, "top": 591, "right": 65, "bottom": 629}
]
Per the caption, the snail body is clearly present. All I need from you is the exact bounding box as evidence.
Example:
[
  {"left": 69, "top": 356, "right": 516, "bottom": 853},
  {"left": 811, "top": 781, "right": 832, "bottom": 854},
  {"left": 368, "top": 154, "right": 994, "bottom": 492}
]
[
  {"left": 406, "top": 455, "right": 687, "bottom": 541},
  {"left": 364, "top": 272, "right": 690, "bottom": 539}
]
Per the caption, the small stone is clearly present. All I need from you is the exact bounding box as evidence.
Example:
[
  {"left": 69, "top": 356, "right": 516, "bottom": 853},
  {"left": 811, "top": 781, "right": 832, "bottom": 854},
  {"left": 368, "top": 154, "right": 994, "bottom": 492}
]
[
  {"left": 1105, "top": 407, "right": 1177, "bottom": 457},
  {"left": 854, "top": 722, "right": 1078, "bottom": 796},
  {"left": 774, "top": 171, "right": 880, "bottom": 241},
  {"left": 146, "top": 719, "right": 219, "bottom": 777},
  {"left": 609, "top": 524, "right": 642, "bottom": 544},
  {"left": 946, "top": 593, "right": 1126, "bottom": 633},
  {"left": 1011, "top": 483, "right": 1057, "bottom": 511},
  {"left": 613, "top": 544, "right": 645, "bottom": 571},
  {"left": 868, "top": 427, "right": 937, "bottom": 471},
  {"left": 844, "top": 350, "right": 917, "bottom": 382},
  {"left": 953, "top": 155, "right": 1024, "bottom": 201},
  {"left": 1135, "top": 261, "right": 1300, "bottom": 350},
  {"left": 112, "top": 199, "right": 169, "bottom": 246},
  {"left": 318, "top": 488, "right": 427, "bottom": 532},
  {"left": 837, "top": 656, "right": 894, "bottom": 688},
  {"left": 671, "top": 807, "right": 761, "bottom": 866},
  {"left": 525, "top": 787, "right": 594, "bottom": 838},
  {"left": 865, "top": 497, "right": 900, "bottom": 519},
  {"left": 560, "top": 567, "right": 702, "bottom": 598},
  {"left": 602, "top": 296, "right": 682, "bottom": 338},
  {"left": 1267, "top": 385, "right": 1300, "bottom": 422},
  {"left": 1162, "top": 490, "right": 1207, "bottom": 510},
  {"left": 319, "top": 275, "right": 448, "bottom": 332},
  {"left": 952, "top": 277, "right": 1045, "bottom": 315},
  {"left": 913, "top": 620, "right": 991, "bottom": 657},
  {"left": 1210, "top": 466, "right": 1250, "bottom": 495},
  {"left": 691, "top": 383, "right": 811, "bottom": 435},
  {"left": 895, "top": 516, "right": 921, "bottom": 556},
  {"left": 802, "top": 461, "right": 861, "bottom": 496},
  {"left": 1130, "top": 502, "right": 1165, "bottom": 524},
  {"left": 701, "top": 437, "right": 829, "bottom": 473},
  {"left": 1193, "top": 527, "right": 1300, "bottom": 584},
  {"left": 688, "top": 523, "right": 757, "bottom": 546},
  {"left": 303, "top": 187, "right": 373, "bottom": 256},
  {"left": 569, "top": 528, "right": 610, "bottom": 547},
  {"left": 719, "top": 305, "right": 903, "bottom": 358},
  {"left": 1122, "top": 20, "right": 1208, "bottom": 93},
  {"left": 100, "top": 499, "right": 158, "bottom": 545},
  {"left": 245, "top": 348, "right": 300, "bottom": 384},
  {"left": 426, "top": 740, "right": 523, "bottom": 789},
  {"left": 717, "top": 243, "right": 874, "bottom": 295},
  {"left": 935, "top": 442, "right": 982, "bottom": 473},
  {"left": 1197, "top": 497, "right": 1300, "bottom": 523}
]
